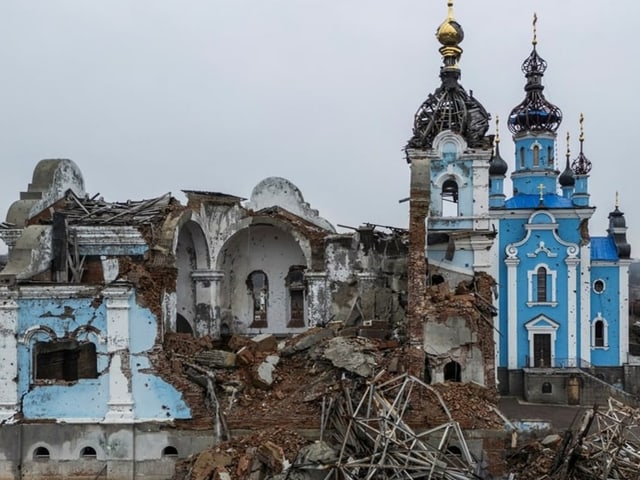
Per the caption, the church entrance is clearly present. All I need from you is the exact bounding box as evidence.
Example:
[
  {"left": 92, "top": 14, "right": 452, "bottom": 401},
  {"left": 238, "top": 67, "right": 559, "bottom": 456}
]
[{"left": 533, "top": 334, "right": 552, "bottom": 367}]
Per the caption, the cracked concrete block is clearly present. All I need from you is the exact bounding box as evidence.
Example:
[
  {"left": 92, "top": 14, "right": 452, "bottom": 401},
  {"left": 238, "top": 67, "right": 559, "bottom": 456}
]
[
  {"left": 251, "top": 333, "right": 278, "bottom": 353},
  {"left": 322, "top": 337, "right": 377, "bottom": 378},
  {"left": 281, "top": 328, "right": 335, "bottom": 356},
  {"left": 196, "top": 350, "right": 237, "bottom": 369}
]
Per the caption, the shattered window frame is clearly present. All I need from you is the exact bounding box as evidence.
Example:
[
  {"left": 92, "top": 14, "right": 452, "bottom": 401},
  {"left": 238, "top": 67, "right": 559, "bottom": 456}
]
[{"left": 33, "top": 339, "right": 98, "bottom": 384}]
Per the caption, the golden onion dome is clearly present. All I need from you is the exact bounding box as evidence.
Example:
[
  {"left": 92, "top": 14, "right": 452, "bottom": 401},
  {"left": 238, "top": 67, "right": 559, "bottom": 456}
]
[{"left": 436, "top": 1, "right": 464, "bottom": 47}]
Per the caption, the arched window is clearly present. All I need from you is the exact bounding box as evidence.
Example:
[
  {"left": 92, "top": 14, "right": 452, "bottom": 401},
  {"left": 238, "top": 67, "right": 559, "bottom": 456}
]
[
  {"left": 547, "top": 146, "right": 554, "bottom": 166},
  {"left": 441, "top": 179, "right": 459, "bottom": 217},
  {"left": 519, "top": 147, "right": 525, "bottom": 167},
  {"left": 533, "top": 145, "right": 540, "bottom": 166},
  {"left": 286, "top": 266, "right": 306, "bottom": 328},
  {"left": 592, "top": 315, "right": 608, "bottom": 348},
  {"left": 80, "top": 446, "right": 97, "bottom": 458},
  {"left": 162, "top": 446, "right": 179, "bottom": 457},
  {"left": 542, "top": 382, "right": 552, "bottom": 394},
  {"left": 536, "top": 266, "right": 547, "bottom": 302},
  {"left": 443, "top": 361, "right": 462, "bottom": 382},
  {"left": 594, "top": 320, "right": 605, "bottom": 347},
  {"left": 176, "top": 314, "right": 194, "bottom": 335},
  {"left": 34, "top": 447, "right": 50, "bottom": 460},
  {"left": 247, "top": 270, "right": 268, "bottom": 328}
]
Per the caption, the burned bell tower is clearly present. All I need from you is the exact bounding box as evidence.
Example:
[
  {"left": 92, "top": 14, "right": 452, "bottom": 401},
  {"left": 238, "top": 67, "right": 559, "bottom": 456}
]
[{"left": 404, "top": 0, "right": 495, "bottom": 379}]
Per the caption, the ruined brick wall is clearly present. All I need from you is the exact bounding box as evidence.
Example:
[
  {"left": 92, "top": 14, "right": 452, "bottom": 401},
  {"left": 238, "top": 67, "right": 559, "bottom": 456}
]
[{"left": 406, "top": 151, "right": 430, "bottom": 379}]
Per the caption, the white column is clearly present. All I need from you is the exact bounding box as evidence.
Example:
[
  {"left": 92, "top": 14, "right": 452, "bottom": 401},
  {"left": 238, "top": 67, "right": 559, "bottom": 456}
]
[
  {"left": 305, "top": 272, "right": 328, "bottom": 327},
  {"left": 103, "top": 286, "right": 134, "bottom": 423},
  {"left": 619, "top": 259, "right": 631, "bottom": 365},
  {"left": 0, "top": 290, "right": 19, "bottom": 421},
  {"left": 579, "top": 246, "right": 591, "bottom": 364},
  {"left": 566, "top": 257, "right": 579, "bottom": 364},
  {"left": 505, "top": 257, "right": 519, "bottom": 369},
  {"left": 191, "top": 269, "right": 224, "bottom": 336}
]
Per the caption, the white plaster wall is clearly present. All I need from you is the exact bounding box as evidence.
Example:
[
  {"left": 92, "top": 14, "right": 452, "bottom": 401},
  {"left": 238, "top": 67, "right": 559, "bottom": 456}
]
[{"left": 218, "top": 225, "right": 306, "bottom": 334}]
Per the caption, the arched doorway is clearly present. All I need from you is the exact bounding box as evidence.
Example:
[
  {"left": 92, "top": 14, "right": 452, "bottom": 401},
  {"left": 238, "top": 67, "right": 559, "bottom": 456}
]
[
  {"left": 175, "top": 221, "right": 210, "bottom": 335},
  {"left": 444, "top": 361, "right": 462, "bottom": 382}
]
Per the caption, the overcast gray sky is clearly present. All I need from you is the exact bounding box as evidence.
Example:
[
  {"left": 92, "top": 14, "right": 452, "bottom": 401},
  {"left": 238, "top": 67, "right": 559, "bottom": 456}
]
[{"left": 1, "top": 1, "right": 638, "bottom": 256}]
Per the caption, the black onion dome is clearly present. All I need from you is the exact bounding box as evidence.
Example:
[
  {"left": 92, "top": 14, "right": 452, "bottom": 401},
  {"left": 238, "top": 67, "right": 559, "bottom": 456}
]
[
  {"left": 489, "top": 143, "right": 508, "bottom": 176},
  {"left": 609, "top": 207, "right": 627, "bottom": 229},
  {"left": 571, "top": 149, "right": 592, "bottom": 175},
  {"left": 408, "top": 70, "right": 490, "bottom": 149},
  {"left": 559, "top": 158, "right": 575, "bottom": 187},
  {"left": 508, "top": 46, "right": 562, "bottom": 134},
  {"left": 608, "top": 206, "right": 631, "bottom": 258}
]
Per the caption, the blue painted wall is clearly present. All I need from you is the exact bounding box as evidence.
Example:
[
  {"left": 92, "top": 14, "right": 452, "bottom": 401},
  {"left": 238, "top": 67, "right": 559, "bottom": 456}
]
[{"left": 17, "top": 292, "right": 190, "bottom": 420}]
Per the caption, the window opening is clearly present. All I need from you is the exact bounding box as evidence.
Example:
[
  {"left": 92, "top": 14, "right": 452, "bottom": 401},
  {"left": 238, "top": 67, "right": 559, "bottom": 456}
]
[
  {"left": 593, "top": 279, "right": 605, "bottom": 293},
  {"left": 176, "top": 314, "right": 194, "bottom": 335},
  {"left": 519, "top": 147, "right": 525, "bottom": 167},
  {"left": 536, "top": 266, "right": 547, "bottom": 302},
  {"left": 441, "top": 179, "right": 459, "bottom": 217},
  {"left": 542, "top": 382, "right": 552, "bottom": 394},
  {"left": 80, "top": 447, "right": 97, "bottom": 458},
  {"left": 443, "top": 361, "right": 462, "bottom": 382},
  {"left": 34, "top": 340, "right": 97, "bottom": 382},
  {"left": 162, "top": 446, "right": 179, "bottom": 457},
  {"left": 547, "top": 146, "right": 554, "bottom": 166},
  {"left": 533, "top": 145, "right": 540, "bottom": 166},
  {"left": 594, "top": 320, "right": 605, "bottom": 347},
  {"left": 247, "top": 270, "right": 268, "bottom": 328},
  {"left": 286, "top": 266, "right": 306, "bottom": 328},
  {"left": 34, "top": 447, "right": 50, "bottom": 460}
]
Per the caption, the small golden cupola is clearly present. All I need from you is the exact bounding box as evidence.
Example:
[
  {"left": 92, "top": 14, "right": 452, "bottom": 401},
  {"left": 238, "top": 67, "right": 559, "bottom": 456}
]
[{"left": 436, "top": 1, "right": 464, "bottom": 70}]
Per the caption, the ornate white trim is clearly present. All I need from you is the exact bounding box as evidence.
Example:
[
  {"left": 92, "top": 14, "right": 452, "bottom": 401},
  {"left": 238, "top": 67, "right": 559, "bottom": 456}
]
[
  {"left": 505, "top": 211, "right": 579, "bottom": 260},
  {"left": 591, "top": 313, "right": 609, "bottom": 350},
  {"left": 526, "top": 263, "right": 557, "bottom": 306},
  {"left": 525, "top": 315, "right": 560, "bottom": 367},
  {"left": 527, "top": 241, "right": 557, "bottom": 258}
]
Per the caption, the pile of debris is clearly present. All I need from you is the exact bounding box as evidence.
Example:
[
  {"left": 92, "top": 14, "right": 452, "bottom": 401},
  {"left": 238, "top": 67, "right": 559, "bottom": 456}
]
[
  {"left": 548, "top": 398, "right": 640, "bottom": 480},
  {"left": 170, "top": 325, "right": 507, "bottom": 479}
]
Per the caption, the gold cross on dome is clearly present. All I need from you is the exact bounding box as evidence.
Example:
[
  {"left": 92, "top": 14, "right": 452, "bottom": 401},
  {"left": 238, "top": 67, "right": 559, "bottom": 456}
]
[{"left": 537, "top": 183, "right": 546, "bottom": 202}]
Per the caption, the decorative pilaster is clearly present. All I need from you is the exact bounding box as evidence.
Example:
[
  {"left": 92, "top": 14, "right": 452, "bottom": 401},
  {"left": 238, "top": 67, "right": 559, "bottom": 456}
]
[
  {"left": 0, "top": 291, "right": 19, "bottom": 421},
  {"left": 505, "top": 256, "right": 520, "bottom": 369},
  {"left": 566, "top": 257, "right": 580, "bottom": 363},
  {"left": 579, "top": 245, "right": 591, "bottom": 364},
  {"left": 103, "top": 286, "right": 134, "bottom": 423},
  {"left": 305, "top": 272, "right": 328, "bottom": 327},
  {"left": 191, "top": 270, "right": 224, "bottom": 336},
  {"left": 619, "top": 259, "right": 632, "bottom": 365}
]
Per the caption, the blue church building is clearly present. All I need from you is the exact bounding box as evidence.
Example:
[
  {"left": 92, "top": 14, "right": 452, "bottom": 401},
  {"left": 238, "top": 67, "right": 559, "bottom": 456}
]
[
  {"left": 405, "top": 2, "right": 633, "bottom": 397},
  {"left": 490, "top": 29, "right": 632, "bottom": 390}
]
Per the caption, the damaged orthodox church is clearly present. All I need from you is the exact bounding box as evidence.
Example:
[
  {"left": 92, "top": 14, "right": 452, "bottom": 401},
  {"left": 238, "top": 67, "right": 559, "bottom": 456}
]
[{"left": 0, "top": 1, "right": 634, "bottom": 479}]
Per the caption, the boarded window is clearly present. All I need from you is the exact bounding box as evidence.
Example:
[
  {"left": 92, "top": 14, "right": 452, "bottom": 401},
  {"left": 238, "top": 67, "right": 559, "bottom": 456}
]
[
  {"left": 34, "top": 340, "right": 97, "bottom": 382},
  {"left": 286, "top": 266, "right": 306, "bottom": 328}
]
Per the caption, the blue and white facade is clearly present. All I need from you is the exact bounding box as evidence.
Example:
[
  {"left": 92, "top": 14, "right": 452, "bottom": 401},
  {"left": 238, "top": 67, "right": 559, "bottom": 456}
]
[{"left": 488, "top": 39, "right": 632, "bottom": 375}]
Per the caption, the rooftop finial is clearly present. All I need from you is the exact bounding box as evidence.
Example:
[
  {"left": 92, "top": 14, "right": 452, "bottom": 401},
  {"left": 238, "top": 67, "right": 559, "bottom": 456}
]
[
  {"left": 447, "top": 0, "right": 454, "bottom": 20},
  {"left": 436, "top": 0, "right": 464, "bottom": 70},
  {"left": 566, "top": 131, "right": 570, "bottom": 160},
  {"left": 579, "top": 112, "right": 585, "bottom": 148},
  {"left": 495, "top": 115, "right": 500, "bottom": 144},
  {"left": 532, "top": 12, "right": 538, "bottom": 46},
  {"left": 615, "top": 191, "right": 620, "bottom": 209}
]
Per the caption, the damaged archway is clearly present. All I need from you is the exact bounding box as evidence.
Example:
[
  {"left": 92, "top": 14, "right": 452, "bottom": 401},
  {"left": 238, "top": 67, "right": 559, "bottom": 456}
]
[
  {"left": 175, "top": 220, "right": 213, "bottom": 336},
  {"left": 216, "top": 220, "right": 309, "bottom": 335}
]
